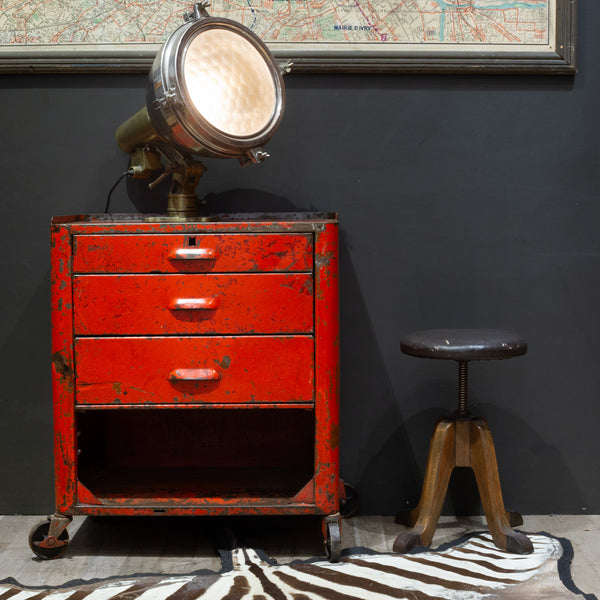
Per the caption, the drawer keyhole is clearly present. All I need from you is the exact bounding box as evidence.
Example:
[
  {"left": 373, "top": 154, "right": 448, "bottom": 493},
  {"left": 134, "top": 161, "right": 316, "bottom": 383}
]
[{"left": 187, "top": 237, "right": 197, "bottom": 247}]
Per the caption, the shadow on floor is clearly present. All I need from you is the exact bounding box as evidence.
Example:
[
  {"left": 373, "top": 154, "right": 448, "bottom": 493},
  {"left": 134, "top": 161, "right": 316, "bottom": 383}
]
[{"left": 65, "top": 515, "right": 326, "bottom": 560}]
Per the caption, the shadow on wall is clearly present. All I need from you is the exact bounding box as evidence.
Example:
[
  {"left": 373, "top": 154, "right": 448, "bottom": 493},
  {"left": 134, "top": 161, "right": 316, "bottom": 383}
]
[
  {"left": 0, "top": 271, "right": 55, "bottom": 514},
  {"left": 125, "top": 183, "right": 312, "bottom": 215},
  {"left": 202, "top": 189, "right": 313, "bottom": 214},
  {"left": 338, "top": 230, "right": 425, "bottom": 516},
  {"left": 473, "top": 401, "right": 586, "bottom": 516},
  {"left": 372, "top": 381, "right": 587, "bottom": 519},
  {"left": 337, "top": 233, "right": 587, "bottom": 517}
]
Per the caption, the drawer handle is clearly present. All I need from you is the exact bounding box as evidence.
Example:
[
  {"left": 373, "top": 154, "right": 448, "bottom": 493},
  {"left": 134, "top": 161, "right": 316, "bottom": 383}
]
[
  {"left": 169, "top": 368, "right": 221, "bottom": 382},
  {"left": 170, "top": 248, "right": 218, "bottom": 261},
  {"left": 169, "top": 297, "right": 221, "bottom": 310}
]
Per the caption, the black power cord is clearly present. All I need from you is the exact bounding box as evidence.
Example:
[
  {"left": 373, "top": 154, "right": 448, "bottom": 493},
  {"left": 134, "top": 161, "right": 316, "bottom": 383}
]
[{"left": 105, "top": 168, "right": 134, "bottom": 214}]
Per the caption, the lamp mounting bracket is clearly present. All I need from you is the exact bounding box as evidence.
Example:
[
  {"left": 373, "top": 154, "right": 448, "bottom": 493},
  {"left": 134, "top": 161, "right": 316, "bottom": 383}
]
[
  {"left": 239, "top": 147, "right": 270, "bottom": 167},
  {"left": 184, "top": 2, "right": 211, "bottom": 22},
  {"left": 152, "top": 86, "right": 182, "bottom": 112}
]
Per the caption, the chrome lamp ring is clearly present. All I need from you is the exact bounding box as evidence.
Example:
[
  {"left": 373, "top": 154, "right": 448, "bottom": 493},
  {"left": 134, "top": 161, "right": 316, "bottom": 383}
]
[{"left": 147, "top": 16, "right": 285, "bottom": 160}]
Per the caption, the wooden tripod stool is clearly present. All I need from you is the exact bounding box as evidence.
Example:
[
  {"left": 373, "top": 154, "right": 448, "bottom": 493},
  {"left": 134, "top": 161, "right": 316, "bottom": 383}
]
[{"left": 393, "top": 329, "right": 533, "bottom": 555}]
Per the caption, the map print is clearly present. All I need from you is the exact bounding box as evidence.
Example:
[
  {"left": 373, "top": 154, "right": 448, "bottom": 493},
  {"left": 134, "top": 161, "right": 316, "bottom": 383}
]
[
  {"left": 0, "top": 0, "right": 551, "bottom": 48},
  {"left": 217, "top": 0, "right": 550, "bottom": 46},
  {"left": 0, "top": 1, "right": 192, "bottom": 45}
]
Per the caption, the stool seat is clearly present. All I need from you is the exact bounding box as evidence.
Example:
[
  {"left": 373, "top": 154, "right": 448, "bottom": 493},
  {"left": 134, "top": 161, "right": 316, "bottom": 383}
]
[{"left": 401, "top": 329, "right": 527, "bottom": 361}]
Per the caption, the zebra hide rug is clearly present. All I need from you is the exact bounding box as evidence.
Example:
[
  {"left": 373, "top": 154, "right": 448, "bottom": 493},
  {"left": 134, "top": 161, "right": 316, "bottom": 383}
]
[{"left": 0, "top": 533, "right": 595, "bottom": 600}]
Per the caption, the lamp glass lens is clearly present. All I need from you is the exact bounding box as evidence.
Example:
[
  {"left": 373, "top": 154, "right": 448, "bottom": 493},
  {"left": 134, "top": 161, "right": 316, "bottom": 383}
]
[{"left": 183, "top": 28, "right": 276, "bottom": 138}]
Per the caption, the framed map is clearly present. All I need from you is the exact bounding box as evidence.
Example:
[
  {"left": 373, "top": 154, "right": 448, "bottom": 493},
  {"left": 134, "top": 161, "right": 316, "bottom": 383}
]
[{"left": 0, "top": 0, "right": 576, "bottom": 73}]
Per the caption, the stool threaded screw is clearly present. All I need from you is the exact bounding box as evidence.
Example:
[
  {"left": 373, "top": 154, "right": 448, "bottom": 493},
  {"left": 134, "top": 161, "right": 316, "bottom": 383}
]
[{"left": 457, "top": 361, "right": 469, "bottom": 416}]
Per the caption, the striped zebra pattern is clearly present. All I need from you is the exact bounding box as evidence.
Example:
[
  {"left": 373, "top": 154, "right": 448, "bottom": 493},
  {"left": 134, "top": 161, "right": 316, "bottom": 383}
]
[{"left": 0, "top": 533, "right": 589, "bottom": 600}]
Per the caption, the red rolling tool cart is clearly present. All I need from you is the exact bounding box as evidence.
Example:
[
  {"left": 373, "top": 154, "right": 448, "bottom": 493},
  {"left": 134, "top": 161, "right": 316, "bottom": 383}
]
[{"left": 32, "top": 213, "right": 343, "bottom": 560}]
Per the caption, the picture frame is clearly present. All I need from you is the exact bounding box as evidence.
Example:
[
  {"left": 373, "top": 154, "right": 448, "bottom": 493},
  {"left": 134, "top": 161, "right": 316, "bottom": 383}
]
[{"left": 0, "top": 0, "right": 576, "bottom": 74}]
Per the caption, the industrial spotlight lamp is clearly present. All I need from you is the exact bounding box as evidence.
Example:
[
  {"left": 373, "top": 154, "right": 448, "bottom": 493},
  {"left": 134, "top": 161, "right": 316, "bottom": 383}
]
[{"left": 115, "top": 2, "right": 286, "bottom": 219}]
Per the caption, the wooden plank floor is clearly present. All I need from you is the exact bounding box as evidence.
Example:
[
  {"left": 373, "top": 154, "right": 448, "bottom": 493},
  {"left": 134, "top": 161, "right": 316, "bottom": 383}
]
[{"left": 0, "top": 515, "right": 598, "bottom": 594}]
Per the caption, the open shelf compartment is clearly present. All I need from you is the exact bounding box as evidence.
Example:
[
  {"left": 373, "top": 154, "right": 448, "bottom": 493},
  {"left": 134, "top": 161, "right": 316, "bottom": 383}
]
[{"left": 76, "top": 407, "right": 315, "bottom": 502}]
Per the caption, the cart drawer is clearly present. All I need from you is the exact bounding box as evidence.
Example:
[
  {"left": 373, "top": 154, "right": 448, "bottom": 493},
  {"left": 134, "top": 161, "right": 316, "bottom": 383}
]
[
  {"left": 75, "top": 336, "right": 314, "bottom": 405},
  {"left": 73, "top": 233, "right": 313, "bottom": 274},
  {"left": 73, "top": 273, "right": 313, "bottom": 335}
]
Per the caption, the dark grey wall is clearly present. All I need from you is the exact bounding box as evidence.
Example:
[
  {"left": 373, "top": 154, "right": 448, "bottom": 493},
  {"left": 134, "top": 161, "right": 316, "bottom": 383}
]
[{"left": 1, "top": 1, "right": 598, "bottom": 516}]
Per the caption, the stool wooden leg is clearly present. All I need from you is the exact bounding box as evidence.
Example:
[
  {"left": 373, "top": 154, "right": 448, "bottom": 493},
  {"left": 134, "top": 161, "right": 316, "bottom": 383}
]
[
  {"left": 393, "top": 419, "right": 456, "bottom": 553},
  {"left": 470, "top": 419, "right": 533, "bottom": 554}
]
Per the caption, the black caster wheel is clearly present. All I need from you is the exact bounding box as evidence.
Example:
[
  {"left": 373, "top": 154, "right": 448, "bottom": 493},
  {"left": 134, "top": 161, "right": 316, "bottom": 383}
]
[
  {"left": 339, "top": 482, "right": 359, "bottom": 518},
  {"left": 325, "top": 518, "right": 341, "bottom": 562},
  {"left": 29, "top": 519, "right": 70, "bottom": 560}
]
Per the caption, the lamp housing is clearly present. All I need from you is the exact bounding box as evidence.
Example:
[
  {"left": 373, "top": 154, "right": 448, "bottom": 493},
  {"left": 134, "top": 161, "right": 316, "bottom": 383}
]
[{"left": 115, "top": 3, "right": 286, "bottom": 218}]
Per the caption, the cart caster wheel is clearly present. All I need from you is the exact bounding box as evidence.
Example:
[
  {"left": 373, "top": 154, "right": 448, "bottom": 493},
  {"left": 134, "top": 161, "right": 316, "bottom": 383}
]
[
  {"left": 339, "top": 482, "right": 359, "bottom": 518},
  {"left": 29, "top": 519, "right": 70, "bottom": 560},
  {"left": 325, "top": 519, "right": 341, "bottom": 562}
]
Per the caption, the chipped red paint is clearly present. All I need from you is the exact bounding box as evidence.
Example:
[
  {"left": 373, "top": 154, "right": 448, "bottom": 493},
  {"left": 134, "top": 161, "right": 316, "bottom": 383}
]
[
  {"left": 74, "top": 233, "right": 313, "bottom": 273},
  {"left": 313, "top": 225, "right": 340, "bottom": 514},
  {"left": 75, "top": 336, "right": 314, "bottom": 405},
  {"left": 73, "top": 274, "right": 313, "bottom": 335},
  {"left": 51, "top": 224, "right": 77, "bottom": 513},
  {"left": 51, "top": 214, "right": 339, "bottom": 534}
]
